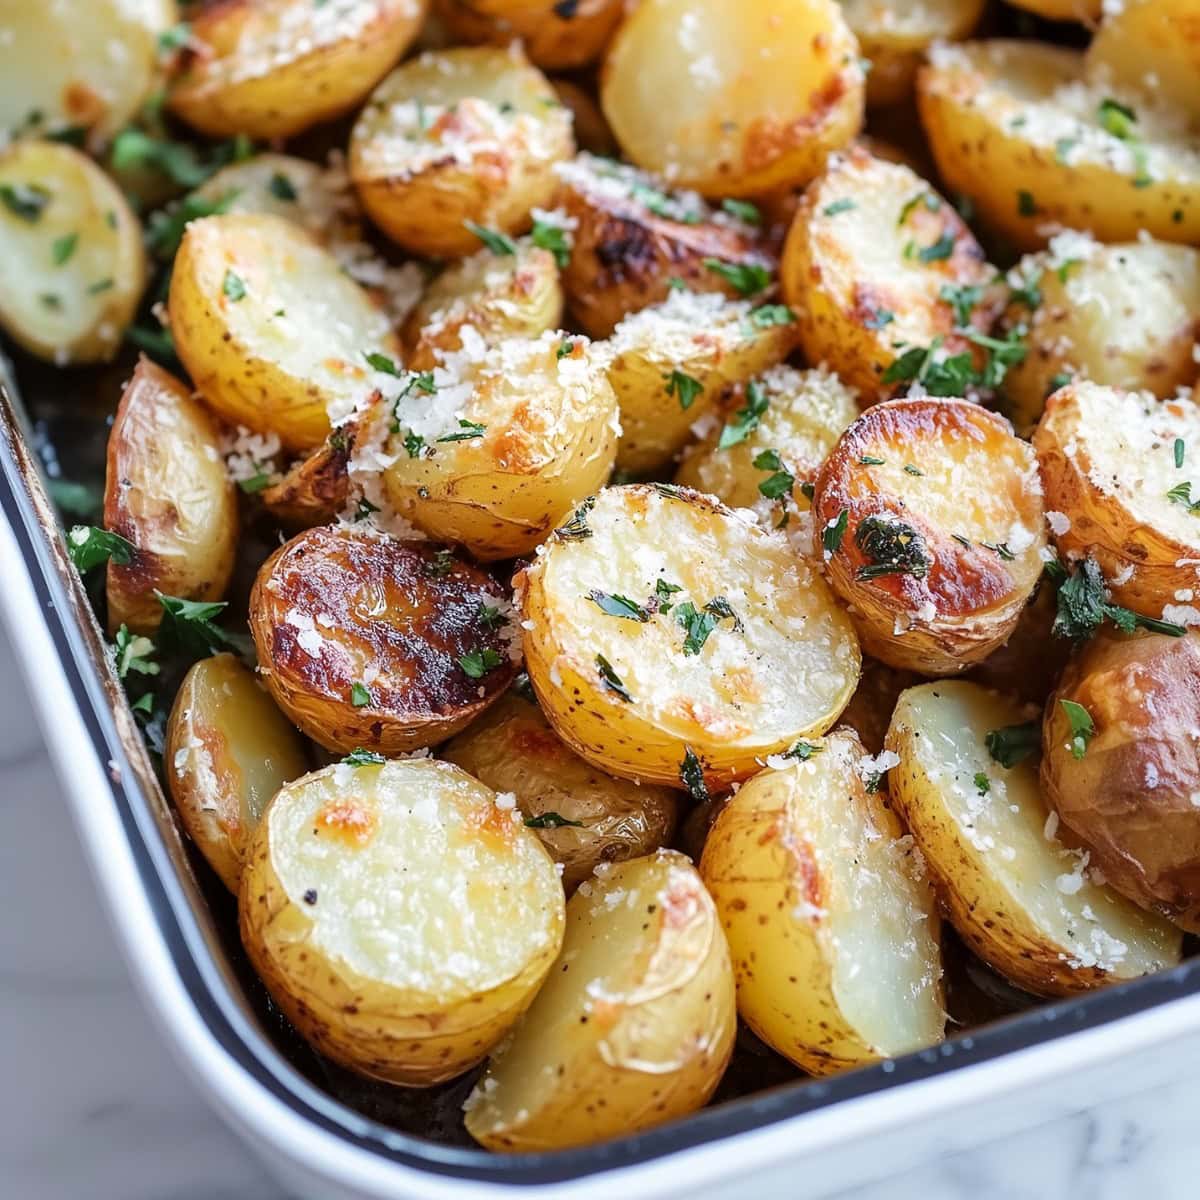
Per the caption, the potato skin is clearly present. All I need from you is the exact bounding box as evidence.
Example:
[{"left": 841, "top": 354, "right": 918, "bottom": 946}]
[
  {"left": 260, "top": 428, "right": 355, "bottom": 531},
  {"left": 1042, "top": 631, "right": 1200, "bottom": 932},
  {"left": 105, "top": 358, "right": 238, "bottom": 636},
  {"left": 434, "top": 0, "right": 623, "bottom": 70},
  {"left": 441, "top": 691, "right": 679, "bottom": 891},
  {"left": 249, "top": 527, "right": 517, "bottom": 755}
]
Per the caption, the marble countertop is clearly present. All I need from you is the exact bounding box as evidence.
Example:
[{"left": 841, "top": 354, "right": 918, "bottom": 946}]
[{"left": 3, "top": 616, "right": 1200, "bottom": 1200}]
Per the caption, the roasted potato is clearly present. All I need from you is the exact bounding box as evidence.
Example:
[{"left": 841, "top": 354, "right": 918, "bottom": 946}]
[
  {"left": 249, "top": 527, "right": 517, "bottom": 755},
  {"left": 442, "top": 691, "right": 679, "bottom": 891},
  {"left": 0, "top": 0, "right": 176, "bottom": 144},
  {"left": 601, "top": 0, "right": 865, "bottom": 197},
  {"left": 917, "top": 40, "right": 1200, "bottom": 249},
  {"left": 104, "top": 358, "right": 238, "bottom": 636},
  {"left": 812, "top": 398, "right": 1047, "bottom": 675},
  {"left": 555, "top": 152, "right": 777, "bottom": 338},
  {"left": 260, "top": 427, "right": 355, "bottom": 530},
  {"left": 0, "top": 139, "right": 144, "bottom": 363},
  {"left": 401, "top": 239, "right": 562, "bottom": 372},
  {"left": 239, "top": 757, "right": 565, "bottom": 1085},
  {"left": 167, "top": 0, "right": 427, "bottom": 139},
  {"left": 166, "top": 653, "right": 309, "bottom": 893},
  {"left": 1033, "top": 382, "right": 1200, "bottom": 617},
  {"left": 1002, "top": 235, "right": 1200, "bottom": 435},
  {"left": 886, "top": 680, "right": 1182, "bottom": 997},
  {"left": 605, "top": 291, "right": 800, "bottom": 475},
  {"left": 780, "top": 146, "right": 1003, "bottom": 401},
  {"left": 381, "top": 332, "right": 618, "bottom": 560},
  {"left": 169, "top": 212, "right": 399, "bottom": 452},
  {"left": 464, "top": 850, "right": 735, "bottom": 1150},
  {"left": 701, "top": 729, "right": 945, "bottom": 1076},
  {"left": 550, "top": 79, "right": 617, "bottom": 158},
  {"left": 520, "top": 484, "right": 861, "bottom": 787},
  {"left": 349, "top": 45, "right": 573, "bottom": 258},
  {"left": 674, "top": 364, "right": 859, "bottom": 530}
]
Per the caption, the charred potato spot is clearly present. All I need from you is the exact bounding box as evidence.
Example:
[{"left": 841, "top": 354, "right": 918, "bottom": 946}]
[
  {"left": 261, "top": 428, "right": 356, "bottom": 531},
  {"left": 249, "top": 526, "right": 516, "bottom": 754}
]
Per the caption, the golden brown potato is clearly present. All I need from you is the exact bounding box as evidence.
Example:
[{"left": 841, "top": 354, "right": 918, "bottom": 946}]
[
  {"left": 601, "top": 0, "right": 865, "bottom": 197},
  {"left": 166, "top": 653, "right": 309, "bottom": 893},
  {"left": 674, "top": 364, "right": 859, "bottom": 529},
  {"left": 701, "top": 730, "right": 945, "bottom": 1076},
  {"left": 812, "top": 398, "right": 1047, "bottom": 675},
  {"left": 1033, "top": 382, "right": 1200, "bottom": 617},
  {"left": 0, "top": 139, "right": 144, "bottom": 364},
  {"left": 605, "top": 292, "right": 800, "bottom": 475},
  {"left": 887, "top": 680, "right": 1182, "bottom": 997},
  {"left": 780, "top": 146, "right": 1003, "bottom": 401},
  {"left": 249, "top": 526, "right": 517, "bottom": 755},
  {"left": 260, "top": 427, "right": 355, "bottom": 530},
  {"left": 239, "top": 757, "right": 565, "bottom": 1085},
  {"left": 381, "top": 332, "right": 618, "bottom": 560},
  {"left": 441, "top": 691, "right": 679, "bottom": 891},
  {"left": 555, "top": 153, "right": 778, "bottom": 338},
  {"left": 520, "top": 484, "right": 861, "bottom": 788},
  {"left": 168, "top": 0, "right": 426, "bottom": 139},
  {"left": 104, "top": 358, "right": 238, "bottom": 636},
  {"left": 917, "top": 40, "right": 1200, "bottom": 249},
  {"left": 349, "top": 45, "right": 573, "bottom": 258},
  {"left": 549, "top": 79, "right": 617, "bottom": 158},
  {"left": 169, "top": 212, "right": 399, "bottom": 453},
  {"left": 1042, "top": 630, "right": 1200, "bottom": 933},
  {"left": 1001, "top": 235, "right": 1200, "bottom": 434}
]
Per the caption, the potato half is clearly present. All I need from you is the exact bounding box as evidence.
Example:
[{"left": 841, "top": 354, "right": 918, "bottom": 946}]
[
  {"left": 442, "top": 691, "right": 679, "bottom": 891},
  {"left": 381, "top": 332, "right": 618, "bottom": 561},
  {"left": 600, "top": 0, "right": 865, "bottom": 197},
  {"left": 104, "top": 358, "right": 237, "bottom": 636},
  {"left": 239, "top": 757, "right": 565, "bottom": 1085},
  {"left": 1033, "top": 382, "right": 1200, "bottom": 617},
  {"left": 812, "top": 398, "right": 1046, "bottom": 675},
  {"left": 166, "top": 653, "right": 308, "bottom": 893},
  {"left": 249, "top": 527, "right": 517, "bottom": 755},
  {"left": 780, "top": 146, "right": 1003, "bottom": 401},
  {"left": 0, "top": 139, "right": 144, "bottom": 364},
  {"left": 701, "top": 730, "right": 945, "bottom": 1076},
  {"left": 917, "top": 40, "right": 1200, "bottom": 249},
  {"left": 169, "top": 212, "right": 399, "bottom": 452},
  {"left": 886, "top": 680, "right": 1182, "bottom": 996},
  {"left": 350, "top": 45, "right": 573, "bottom": 258},
  {"left": 168, "top": 0, "right": 426, "bottom": 139},
  {"left": 464, "top": 850, "right": 735, "bottom": 1151},
  {"left": 520, "top": 484, "right": 861, "bottom": 788}
]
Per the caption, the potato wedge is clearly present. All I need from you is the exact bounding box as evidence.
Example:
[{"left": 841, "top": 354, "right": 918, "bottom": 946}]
[
  {"left": 520, "top": 484, "right": 861, "bottom": 787},
  {"left": 169, "top": 212, "right": 399, "bottom": 452},
  {"left": 239, "top": 757, "right": 565, "bottom": 1085},
  {"left": 249, "top": 527, "right": 517, "bottom": 755},
  {"left": 886, "top": 680, "right": 1182, "bottom": 996},
  {"left": 349, "top": 45, "right": 573, "bottom": 258},
  {"left": 401, "top": 239, "right": 562, "bottom": 372},
  {"left": 260, "top": 427, "right": 355, "bottom": 530},
  {"left": 0, "top": 139, "right": 144, "bottom": 364},
  {"left": 605, "top": 291, "right": 800, "bottom": 475},
  {"left": 168, "top": 0, "right": 426, "bottom": 139},
  {"left": 166, "top": 653, "right": 308, "bottom": 893},
  {"left": 1002, "top": 235, "right": 1200, "bottom": 435},
  {"left": 381, "top": 332, "right": 618, "bottom": 560},
  {"left": 555, "top": 153, "right": 778, "bottom": 338},
  {"left": 464, "top": 850, "right": 735, "bottom": 1151},
  {"left": 701, "top": 730, "right": 945, "bottom": 1076},
  {"left": 1033, "top": 382, "right": 1200, "bottom": 617},
  {"left": 813, "top": 398, "right": 1046, "bottom": 675},
  {"left": 104, "top": 358, "right": 238, "bottom": 636},
  {"left": 917, "top": 40, "right": 1200, "bottom": 249},
  {"left": 600, "top": 0, "right": 865, "bottom": 197},
  {"left": 674, "top": 364, "right": 859, "bottom": 530},
  {"left": 780, "top": 146, "right": 1003, "bottom": 401},
  {"left": 442, "top": 691, "right": 679, "bottom": 891}
]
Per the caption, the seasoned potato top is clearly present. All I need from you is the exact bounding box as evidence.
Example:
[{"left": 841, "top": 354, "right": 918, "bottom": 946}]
[
  {"left": 840, "top": 0, "right": 981, "bottom": 41},
  {"left": 191, "top": 153, "right": 349, "bottom": 236}
]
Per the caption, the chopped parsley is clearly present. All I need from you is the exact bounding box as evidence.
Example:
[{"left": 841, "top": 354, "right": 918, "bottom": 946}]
[
  {"left": 1017, "top": 190, "right": 1038, "bottom": 217},
  {"left": 823, "top": 198, "right": 856, "bottom": 217},
  {"left": 424, "top": 548, "right": 455, "bottom": 577},
  {"left": 350, "top": 682, "right": 372, "bottom": 708},
  {"left": 722, "top": 198, "right": 761, "bottom": 224},
  {"left": 917, "top": 233, "right": 956, "bottom": 263},
  {"left": 155, "top": 594, "right": 247, "bottom": 661},
  {"left": 595, "top": 653, "right": 631, "bottom": 702},
  {"left": 587, "top": 590, "right": 650, "bottom": 621},
  {"left": 146, "top": 190, "right": 240, "bottom": 259},
  {"left": 703, "top": 257, "right": 771, "bottom": 296},
  {"left": 531, "top": 218, "right": 571, "bottom": 268},
  {"left": 985, "top": 721, "right": 1041, "bottom": 768},
  {"left": 464, "top": 221, "right": 516, "bottom": 255},
  {"left": 557, "top": 339, "right": 576, "bottom": 360},
  {"left": 66, "top": 526, "right": 133, "bottom": 573},
  {"left": 1166, "top": 480, "right": 1200, "bottom": 512},
  {"left": 555, "top": 496, "right": 596, "bottom": 541},
  {"left": 222, "top": 269, "right": 246, "bottom": 302},
  {"left": 110, "top": 128, "right": 253, "bottom": 189},
  {"left": 823, "top": 509, "right": 848, "bottom": 555},
  {"left": 1049, "top": 555, "right": 1185, "bottom": 641},
  {"left": 436, "top": 419, "right": 487, "bottom": 443},
  {"left": 665, "top": 369, "right": 703, "bottom": 411},
  {"left": 344, "top": 748, "right": 386, "bottom": 767},
  {"left": 854, "top": 515, "right": 930, "bottom": 581},
  {"left": 477, "top": 603, "right": 505, "bottom": 629},
  {"left": 653, "top": 579, "right": 682, "bottom": 613},
  {"left": 1176, "top": 438, "right": 1186, "bottom": 469},
  {"left": 113, "top": 625, "right": 159, "bottom": 680},
  {"left": 525, "top": 811, "right": 584, "bottom": 829},
  {"left": 51, "top": 232, "right": 78, "bottom": 265},
  {"left": 753, "top": 449, "right": 794, "bottom": 500},
  {"left": 1097, "top": 97, "right": 1151, "bottom": 185},
  {"left": 1060, "top": 699, "right": 1094, "bottom": 760},
  {"left": 783, "top": 740, "right": 822, "bottom": 761},
  {"left": 745, "top": 303, "right": 794, "bottom": 329},
  {"left": 268, "top": 172, "right": 298, "bottom": 202},
  {"left": 717, "top": 380, "right": 768, "bottom": 449},
  {"left": 974, "top": 772, "right": 990, "bottom": 795},
  {"left": 680, "top": 746, "right": 709, "bottom": 802},
  {"left": 864, "top": 308, "right": 894, "bottom": 330},
  {"left": 903, "top": 464, "right": 923, "bottom": 477},
  {"left": 939, "top": 282, "right": 984, "bottom": 327},
  {"left": 0, "top": 182, "right": 51, "bottom": 222},
  {"left": 459, "top": 648, "right": 503, "bottom": 678},
  {"left": 859, "top": 455, "right": 885, "bottom": 466}
]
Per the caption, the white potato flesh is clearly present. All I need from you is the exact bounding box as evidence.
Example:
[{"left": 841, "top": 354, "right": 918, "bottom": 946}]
[
  {"left": 0, "top": 140, "right": 144, "bottom": 363},
  {"left": 886, "top": 681, "right": 1182, "bottom": 996}
]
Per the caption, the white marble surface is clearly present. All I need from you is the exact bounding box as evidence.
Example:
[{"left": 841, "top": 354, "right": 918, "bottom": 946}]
[{"left": 2, "top": 615, "right": 1200, "bottom": 1200}]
